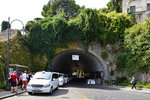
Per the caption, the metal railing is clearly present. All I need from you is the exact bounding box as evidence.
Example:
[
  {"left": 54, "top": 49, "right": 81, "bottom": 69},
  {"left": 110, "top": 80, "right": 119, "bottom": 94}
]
[{"left": 129, "top": 6, "right": 150, "bottom": 13}]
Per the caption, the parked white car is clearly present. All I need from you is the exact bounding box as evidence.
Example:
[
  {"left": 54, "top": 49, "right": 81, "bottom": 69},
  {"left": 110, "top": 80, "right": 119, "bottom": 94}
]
[
  {"left": 27, "top": 71, "right": 59, "bottom": 95},
  {"left": 58, "top": 73, "right": 65, "bottom": 86},
  {"left": 64, "top": 75, "right": 69, "bottom": 84}
]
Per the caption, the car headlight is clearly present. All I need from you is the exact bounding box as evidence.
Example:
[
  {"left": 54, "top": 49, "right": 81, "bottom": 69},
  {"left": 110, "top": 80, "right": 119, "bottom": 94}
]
[
  {"left": 59, "top": 78, "right": 64, "bottom": 82},
  {"left": 27, "top": 84, "right": 31, "bottom": 87},
  {"left": 44, "top": 84, "right": 50, "bottom": 88}
]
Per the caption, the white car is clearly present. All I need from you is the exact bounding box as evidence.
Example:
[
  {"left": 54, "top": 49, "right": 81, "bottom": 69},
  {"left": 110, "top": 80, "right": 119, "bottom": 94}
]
[
  {"left": 64, "top": 75, "right": 69, "bottom": 84},
  {"left": 27, "top": 71, "right": 59, "bottom": 95},
  {"left": 58, "top": 73, "right": 65, "bottom": 86}
]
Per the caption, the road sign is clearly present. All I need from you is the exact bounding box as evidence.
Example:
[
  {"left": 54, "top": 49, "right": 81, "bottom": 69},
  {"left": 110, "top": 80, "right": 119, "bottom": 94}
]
[{"left": 72, "top": 55, "right": 79, "bottom": 61}]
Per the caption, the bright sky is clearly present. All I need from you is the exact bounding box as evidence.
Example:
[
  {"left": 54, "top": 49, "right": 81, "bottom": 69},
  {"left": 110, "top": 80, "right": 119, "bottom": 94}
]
[{"left": 0, "top": 0, "right": 110, "bottom": 30}]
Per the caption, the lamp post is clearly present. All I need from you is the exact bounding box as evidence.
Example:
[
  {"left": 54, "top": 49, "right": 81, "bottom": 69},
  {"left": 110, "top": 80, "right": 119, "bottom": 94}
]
[{"left": 6, "top": 17, "right": 24, "bottom": 90}]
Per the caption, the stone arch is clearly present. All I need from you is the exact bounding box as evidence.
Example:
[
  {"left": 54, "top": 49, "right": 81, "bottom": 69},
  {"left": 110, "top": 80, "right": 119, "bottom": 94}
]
[
  {"left": 51, "top": 48, "right": 109, "bottom": 80},
  {"left": 88, "top": 49, "right": 109, "bottom": 80}
]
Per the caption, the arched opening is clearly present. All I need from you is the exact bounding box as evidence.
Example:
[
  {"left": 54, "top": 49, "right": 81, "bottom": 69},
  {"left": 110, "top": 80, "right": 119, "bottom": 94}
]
[{"left": 51, "top": 50, "right": 104, "bottom": 84}]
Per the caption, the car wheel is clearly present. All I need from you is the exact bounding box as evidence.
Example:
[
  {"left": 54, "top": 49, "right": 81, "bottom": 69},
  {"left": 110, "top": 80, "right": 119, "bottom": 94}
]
[
  {"left": 56, "top": 85, "right": 59, "bottom": 90},
  {"left": 28, "top": 92, "right": 32, "bottom": 95},
  {"left": 49, "top": 87, "right": 53, "bottom": 95}
]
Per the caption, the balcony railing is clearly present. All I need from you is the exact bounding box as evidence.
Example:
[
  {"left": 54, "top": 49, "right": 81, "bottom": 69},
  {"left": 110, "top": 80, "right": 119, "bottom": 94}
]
[{"left": 129, "top": 6, "right": 150, "bottom": 13}]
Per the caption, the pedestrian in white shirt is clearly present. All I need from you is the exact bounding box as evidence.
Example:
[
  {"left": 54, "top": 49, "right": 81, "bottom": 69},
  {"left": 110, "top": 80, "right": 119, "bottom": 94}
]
[{"left": 22, "top": 71, "right": 28, "bottom": 90}]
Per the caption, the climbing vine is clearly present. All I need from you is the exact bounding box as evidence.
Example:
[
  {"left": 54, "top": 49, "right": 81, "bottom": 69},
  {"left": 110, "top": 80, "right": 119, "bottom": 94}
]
[
  {"left": 115, "top": 18, "right": 150, "bottom": 75},
  {"left": 23, "top": 0, "right": 134, "bottom": 69},
  {"left": 124, "top": 18, "right": 150, "bottom": 73},
  {"left": 24, "top": 8, "right": 134, "bottom": 69},
  {"left": 100, "top": 0, "right": 122, "bottom": 13},
  {"left": 107, "top": 0, "right": 122, "bottom": 13}
]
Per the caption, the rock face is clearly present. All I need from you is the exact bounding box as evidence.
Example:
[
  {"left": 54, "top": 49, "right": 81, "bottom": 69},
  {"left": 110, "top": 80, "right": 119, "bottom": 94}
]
[
  {"left": 88, "top": 42, "right": 118, "bottom": 80},
  {"left": 88, "top": 42, "right": 150, "bottom": 82},
  {"left": 135, "top": 72, "right": 150, "bottom": 83}
]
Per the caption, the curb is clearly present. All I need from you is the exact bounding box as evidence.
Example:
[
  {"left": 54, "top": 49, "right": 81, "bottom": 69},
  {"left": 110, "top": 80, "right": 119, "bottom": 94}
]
[
  {"left": 109, "top": 85, "right": 150, "bottom": 94},
  {"left": 0, "top": 91, "right": 26, "bottom": 100}
]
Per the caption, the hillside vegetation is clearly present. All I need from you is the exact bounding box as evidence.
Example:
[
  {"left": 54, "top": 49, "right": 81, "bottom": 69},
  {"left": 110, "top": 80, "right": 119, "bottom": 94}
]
[
  {"left": 0, "top": 32, "right": 47, "bottom": 83},
  {"left": 0, "top": 0, "right": 149, "bottom": 83}
]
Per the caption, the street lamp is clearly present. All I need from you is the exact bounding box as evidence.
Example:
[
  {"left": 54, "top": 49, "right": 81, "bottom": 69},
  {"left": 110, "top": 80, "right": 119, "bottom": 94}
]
[{"left": 6, "top": 17, "right": 25, "bottom": 90}]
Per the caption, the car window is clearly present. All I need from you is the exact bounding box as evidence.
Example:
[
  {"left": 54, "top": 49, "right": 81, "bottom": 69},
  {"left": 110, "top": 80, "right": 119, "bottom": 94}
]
[
  {"left": 33, "top": 72, "right": 51, "bottom": 80},
  {"left": 52, "top": 73, "right": 59, "bottom": 79},
  {"left": 59, "top": 74, "right": 63, "bottom": 77}
]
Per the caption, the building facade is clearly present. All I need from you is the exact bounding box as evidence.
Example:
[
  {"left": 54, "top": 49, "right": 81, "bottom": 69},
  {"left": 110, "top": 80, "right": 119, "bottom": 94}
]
[{"left": 122, "top": 0, "right": 150, "bottom": 23}]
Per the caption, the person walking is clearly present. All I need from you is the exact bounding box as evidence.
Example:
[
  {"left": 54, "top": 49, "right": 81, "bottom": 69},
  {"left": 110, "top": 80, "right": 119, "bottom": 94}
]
[
  {"left": 10, "top": 71, "right": 18, "bottom": 93},
  {"left": 19, "top": 72, "right": 23, "bottom": 88},
  {"left": 22, "top": 71, "right": 28, "bottom": 90},
  {"left": 27, "top": 72, "right": 32, "bottom": 82},
  {"left": 131, "top": 76, "right": 137, "bottom": 89}
]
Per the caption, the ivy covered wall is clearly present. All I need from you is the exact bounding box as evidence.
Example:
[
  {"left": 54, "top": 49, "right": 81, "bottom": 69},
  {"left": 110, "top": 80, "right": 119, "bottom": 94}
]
[{"left": 24, "top": 9, "right": 134, "bottom": 69}]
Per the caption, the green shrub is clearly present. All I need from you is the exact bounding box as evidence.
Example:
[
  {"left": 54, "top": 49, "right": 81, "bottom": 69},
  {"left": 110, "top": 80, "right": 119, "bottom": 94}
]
[
  {"left": 138, "top": 85, "right": 143, "bottom": 88},
  {"left": 104, "top": 80, "right": 112, "bottom": 84},
  {"left": 116, "top": 77, "right": 128, "bottom": 84},
  {"left": 116, "top": 81, "right": 150, "bottom": 89},
  {"left": 0, "top": 82, "right": 6, "bottom": 89},
  {"left": 117, "top": 82, "right": 132, "bottom": 87},
  {"left": 147, "top": 85, "right": 150, "bottom": 89},
  {"left": 110, "top": 70, "right": 114, "bottom": 76},
  {"left": 101, "top": 51, "right": 108, "bottom": 60}
]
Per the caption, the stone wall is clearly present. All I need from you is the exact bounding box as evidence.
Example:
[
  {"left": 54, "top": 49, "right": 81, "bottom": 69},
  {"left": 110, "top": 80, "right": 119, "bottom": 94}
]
[
  {"left": 88, "top": 43, "right": 110, "bottom": 80},
  {"left": 88, "top": 42, "right": 118, "bottom": 80},
  {"left": 135, "top": 72, "right": 150, "bottom": 82},
  {"left": 88, "top": 42, "right": 150, "bottom": 82}
]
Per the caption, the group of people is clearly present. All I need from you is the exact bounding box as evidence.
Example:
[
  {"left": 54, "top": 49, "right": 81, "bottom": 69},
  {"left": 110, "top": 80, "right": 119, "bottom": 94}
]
[{"left": 9, "top": 70, "right": 32, "bottom": 93}]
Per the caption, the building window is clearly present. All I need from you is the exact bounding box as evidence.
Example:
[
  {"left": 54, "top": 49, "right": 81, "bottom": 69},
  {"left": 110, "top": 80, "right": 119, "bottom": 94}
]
[
  {"left": 130, "top": 6, "right": 136, "bottom": 13},
  {"left": 147, "top": 4, "right": 150, "bottom": 11}
]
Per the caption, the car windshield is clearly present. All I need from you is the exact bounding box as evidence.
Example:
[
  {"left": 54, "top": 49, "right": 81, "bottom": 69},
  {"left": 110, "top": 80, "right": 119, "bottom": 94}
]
[
  {"left": 59, "top": 74, "right": 63, "bottom": 77},
  {"left": 33, "top": 72, "right": 51, "bottom": 80}
]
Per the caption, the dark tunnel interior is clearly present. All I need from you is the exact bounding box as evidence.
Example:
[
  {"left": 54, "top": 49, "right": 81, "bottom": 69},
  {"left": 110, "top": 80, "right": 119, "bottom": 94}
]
[{"left": 51, "top": 51, "right": 103, "bottom": 74}]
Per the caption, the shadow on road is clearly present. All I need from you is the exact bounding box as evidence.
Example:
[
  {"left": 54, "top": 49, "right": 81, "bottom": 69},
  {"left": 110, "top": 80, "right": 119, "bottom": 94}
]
[
  {"left": 51, "top": 89, "right": 69, "bottom": 96},
  {"left": 17, "top": 89, "right": 69, "bottom": 97},
  {"left": 64, "top": 78, "right": 120, "bottom": 91}
]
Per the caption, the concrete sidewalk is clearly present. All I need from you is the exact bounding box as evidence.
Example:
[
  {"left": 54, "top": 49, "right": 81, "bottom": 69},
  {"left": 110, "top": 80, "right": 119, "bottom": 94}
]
[
  {"left": 0, "top": 89, "right": 26, "bottom": 99},
  {"left": 109, "top": 85, "right": 150, "bottom": 94}
]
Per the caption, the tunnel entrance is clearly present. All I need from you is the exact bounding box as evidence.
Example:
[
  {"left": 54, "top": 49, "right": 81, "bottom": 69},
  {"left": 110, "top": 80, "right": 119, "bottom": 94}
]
[{"left": 51, "top": 50, "right": 104, "bottom": 85}]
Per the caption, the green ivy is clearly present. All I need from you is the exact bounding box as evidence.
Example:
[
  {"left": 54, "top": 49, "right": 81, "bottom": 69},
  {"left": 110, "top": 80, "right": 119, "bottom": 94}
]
[
  {"left": 101, "top": 51, "right": 108, "bottom": 60},
  {"left": 110, "top": 70, "right": 114, "bottom": 76},
  {"left": 107, "top": 0, "right": 122, "bottom": 13},
  {"left": 124, "top": 18, "right": 150, "bottom": 73},
  {"left": 24, "top": 7, "right": 134, "bottom": 69},
  {"left": 115, "top": 18, "right": 150, "bottom": 75}
]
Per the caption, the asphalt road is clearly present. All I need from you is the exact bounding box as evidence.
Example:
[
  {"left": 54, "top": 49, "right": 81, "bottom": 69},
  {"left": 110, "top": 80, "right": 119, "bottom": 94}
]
[{"left": 3, "top": 83, "right": 150, "bottom": 100}]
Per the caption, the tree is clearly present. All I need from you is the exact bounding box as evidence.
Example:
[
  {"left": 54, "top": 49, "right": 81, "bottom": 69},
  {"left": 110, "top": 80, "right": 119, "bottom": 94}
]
[
  {"left": 106, "top": 0, "right": 122, "bottom": 13},
  {"left": 25, "top": 13, "right": 68, "bottom": 67},
  {"left": 1, "top": 21, "right": 9, "bottom": 31},
  {"left": 41, "top": 0, "right": 80, "bottom": 19}
]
